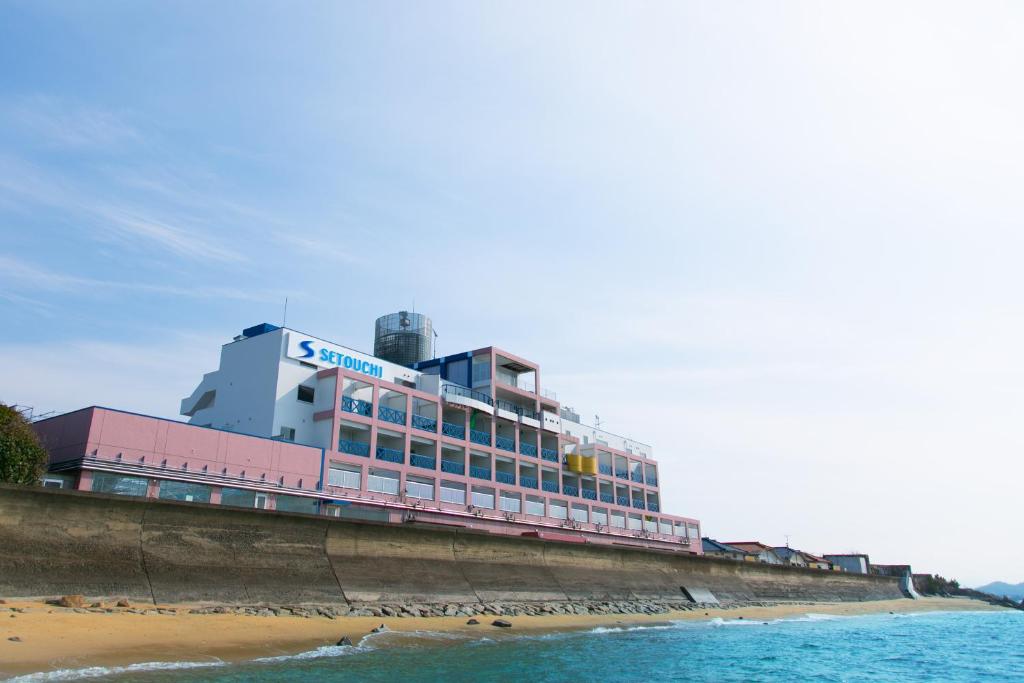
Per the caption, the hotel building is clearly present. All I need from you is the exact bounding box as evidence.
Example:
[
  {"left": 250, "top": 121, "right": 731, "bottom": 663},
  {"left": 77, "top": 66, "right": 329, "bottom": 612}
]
[{"left": 35, "top": 315, "right": 702, "bottom": 552}]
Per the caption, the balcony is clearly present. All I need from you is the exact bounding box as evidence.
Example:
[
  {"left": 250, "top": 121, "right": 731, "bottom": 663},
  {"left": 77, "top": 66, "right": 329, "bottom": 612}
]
[
  {"left": 630, "top": 471, "right": 643, "bottom": 483},
  {"left": 441, "top": 383, "right": 494, "bottom": 411},
  {"left": 470, "top": 429, "right": 491, "bottom": 447},
  {"left": 542, "top": 481, "right": 558, "bottom": 493},
  {"left": 646, "top": 476, "right": 658, "bottom": 486},
  {"left": 616, "top": 496, "right": 630, "bottom": 507},
  {"left": 519, "top": 442, "right": 538, "bottom": 457},
  {"left": 495, "top": 471, "right": 515, "bottom": 485},
  {"left": 339, "top": 439, "right": 370, "bottom": 457},
  {"left": 599, "top": 464, "right": 612, "bottom": 475},
  {"left": 581, "top": 489, "right": 597, "bottom": 501},
  {"left": 378, "top": 406, "right": 407, "bottom": 426},
  {"left": 631, "top": 499, "right": 646, "bottom": 510},
  {"left": 412, "top": 415, "right": 437, "bottom": 432},
  {"left": 562, "top": 484, "right": 579, "bottom": 497},
  {"left": 600, "top": 493, "right": 614, "bottom": 504},
  {"left": 341, "top": 396, "right": 372, "bottom": 417},
  {"left": 470, "top": 465, "right": 491, "bottom": 480},
  {"left": 520, "top": 475, "right": 538, "bottom": 489},
  {"left": 615, "top": 469, "right": 628, "bottom": 479},
  {"left": 647, "top": 502, "right": 660, "bottom": 512},
  {"left": 441, "top": 460, "right": 465, "bottom": 475},
  {"left": 410, "top": 454, "right": 435, "bottom": 470},
  {"left": 495, "top": 435, "right": 515, "bottom": 452},
  {"left": 541, "top": 448, "right": 558, "bottom": 462},
  {"left": 442, "top": 422, "right": 465, "bottom": 439},
  {"left": 375, "top": 446, "right": 404, "bottom": 464}
]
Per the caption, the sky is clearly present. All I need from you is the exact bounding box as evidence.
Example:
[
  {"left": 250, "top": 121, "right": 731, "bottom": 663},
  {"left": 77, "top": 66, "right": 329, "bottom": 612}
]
[{"left": 1, "top": 1, "right": 1022, "bottom": 586}]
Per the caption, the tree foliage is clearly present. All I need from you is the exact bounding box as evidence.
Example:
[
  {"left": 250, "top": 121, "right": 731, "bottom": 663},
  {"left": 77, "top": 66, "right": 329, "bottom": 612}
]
[{"left": 0, "top": 404, "right": 48, "bottom": 484}]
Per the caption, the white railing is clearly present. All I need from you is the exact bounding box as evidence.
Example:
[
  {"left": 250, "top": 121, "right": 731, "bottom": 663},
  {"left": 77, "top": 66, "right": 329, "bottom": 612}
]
[
  {"left": 405, "top": 481, "right": 434, "bottom": 501},
  {"left": 328, "top": 468, "right": 361, "bottom": 490},
  {"left": 440, "top": 486, "right": 465, "bottom": 504},
  {"left": 471, "top": 491, "right": 495, "bottom": 509},
  {"left": 368, "top": 474, "right": 400, "bottom": 495},
  {"left": 525, "top": 500, "right": 545, "bottom": 516},
  {"left": 500, "top": 496, "right": 521, "bottom": 513}
]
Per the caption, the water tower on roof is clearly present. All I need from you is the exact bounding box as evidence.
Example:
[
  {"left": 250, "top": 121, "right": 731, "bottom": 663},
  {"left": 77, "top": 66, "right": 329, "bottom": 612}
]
[{"left": 374, "top": 311, "right": 433, "bottom": 367}]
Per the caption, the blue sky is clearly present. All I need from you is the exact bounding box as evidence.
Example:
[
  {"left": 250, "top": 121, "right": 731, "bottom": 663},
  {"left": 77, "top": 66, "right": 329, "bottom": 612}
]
[{"left": 2, "top": 2, "right": 1022, "bottom": 585}]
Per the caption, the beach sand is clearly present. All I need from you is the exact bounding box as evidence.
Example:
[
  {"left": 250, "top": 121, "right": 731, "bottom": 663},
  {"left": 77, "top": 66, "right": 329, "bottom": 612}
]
[{"left": 0, "top": 596, "right": 1006, "bottom": 678}]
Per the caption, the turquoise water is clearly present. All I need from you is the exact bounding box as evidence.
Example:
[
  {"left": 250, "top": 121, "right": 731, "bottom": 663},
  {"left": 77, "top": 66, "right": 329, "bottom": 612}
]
[{"left": 11, "top": 610, "right": 1024, "bottom": 682}]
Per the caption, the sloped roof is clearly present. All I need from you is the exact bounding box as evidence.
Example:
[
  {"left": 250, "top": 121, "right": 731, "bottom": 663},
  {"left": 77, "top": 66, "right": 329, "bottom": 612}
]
[{"left": 702, "top": 538, "right": 751, "bottom": 555}]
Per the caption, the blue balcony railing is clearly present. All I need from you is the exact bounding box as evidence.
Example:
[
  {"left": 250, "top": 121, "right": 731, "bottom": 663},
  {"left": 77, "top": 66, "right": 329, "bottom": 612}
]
[
  {"left": 647, "top": 502, "right": 660, "bottom": 512},
  {"left": 646, "top": 478, "right": 658, "bottom": 487},
  {"left": 441, "top": 460, "right": 465, "bottom": 475},
  {"left": 412, "top": 415, "right": 437, "bottom": 432},
  {"left": 542, "top": 481, "right": 558, "bottom": 493},
  {"left": 519, "top": 442, "right": 538, "bottom": 457},
  {"left": 615, "top": 469, "right": 629, "bottom": 479},
  {"left": 341, "top": 396, "right": 372, "bottom": 417},
  {"left": 442, "top": 422, "right": 466, "bottom": 439},
  {"left": 630, "top": 471, "right": 643, "bottom": 483},
  {"left": 616, "top": 496, "right": 630, "bottom": 507},
  {"left": 470, "top": 429, "right": 491, "bottom": 446},
  {"left": 599, "top": 464, "right": 613, "bottom": 475},
  {"left": 541, "top": 448, "right": 558, "bottom": 462},
  {"left": 338, "top": 439, "right": 370, "bottom": 457},
  {"left": 600, "top": 493, "right": 614, "bottom": 504},
  {"left": 410, "top": 454, "right": 435, "bottom": 470},
  {"left": 520, "top": 475, "right": 538, "bottom": 489},
  {"left": 470, "top": 465, "right": 491, "bottom": 480},
  {"left": 375, "top": 446, "right": 404, "bottom": 464},
  {"left": 495, "top": 435, "right": 515, "bottom": 452},
  {"left": 632, "top": 499, "right": 646, "bottom": 510},
  {"left": 562, "top": 484, "right": 579, "bottom": 497},
  {"left": 581, "top": 489, "right": 597, "bottom": 500},
  {"left": 495, "top": 471, "right": 515, "bottom": 485},
  {"left": 378, "top": 405, "right": 407, "bottom": 426}
]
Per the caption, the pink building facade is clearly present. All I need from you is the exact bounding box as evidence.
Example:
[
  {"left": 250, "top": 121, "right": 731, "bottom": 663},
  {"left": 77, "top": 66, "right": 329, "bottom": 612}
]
[{"left": 33, "top": 323, "right": 703, "bottom": 553}]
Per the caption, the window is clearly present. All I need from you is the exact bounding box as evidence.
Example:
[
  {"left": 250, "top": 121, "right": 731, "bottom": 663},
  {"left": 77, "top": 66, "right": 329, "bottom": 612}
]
[
  {"left": 367, "top": 469, "right": 400, "bottom": 495},
  {"left": 328, "top": 464, "right": 361, "bottom": 490},
  {"left": 525, "top": 495, "right": 545, "bottom": 517},
  {"left": 628, "top": 514, "right": 642, "bottom": 530},
  {"left": 611, "top": 511, "right": 626, "bottom": 528},
  {"left": 592, "top": 507, "right": 608, "bottom": 526},
  {"left": 275, "top": 495, "right": 318, "bottom": 514},
  {"left": 471, "top": 486, "right": 495, "bottom": 509},
  {"left": 41, "top": 474, "right": 74, "bottom": 489},
  {"left": 299, "top": 360, "right": 317, "bottom": 369},
  {"left": 659, "top": 520, "right": 673, "bottom": 535},
  {"left": 688, "top": 523, "right": 700, "bottom": 538},
  {"left": 406, "top": 475, "right": 434, "bottom": 500},
  {"left": 91, "top": 472, "right": 148, "bottom": 497},
  {"left": 571, "top": 504, "right": 588, "bottom": 523},
  {"left": 297, "top": 385, "right": 315, "bottom": 403},
  {"left": 279, "top": 426, "right": 296, "bottom": 441},
  {"left": 158, "top": 480, "right": 212, "bottom": 503},
  {"left": 440, "top": 480, "right": 466, "bottom": 504},
  {"left": 500, "top": 492, "right": 521, "bottom": 513},
  {"left": 549, "top": 500, "right": 568, "bottom": 520}
]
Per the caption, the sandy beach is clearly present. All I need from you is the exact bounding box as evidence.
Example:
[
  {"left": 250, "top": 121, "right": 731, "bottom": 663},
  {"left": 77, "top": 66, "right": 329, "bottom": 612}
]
[{"left": 0, "top": 596, "right": 1006, "bottom": 678}]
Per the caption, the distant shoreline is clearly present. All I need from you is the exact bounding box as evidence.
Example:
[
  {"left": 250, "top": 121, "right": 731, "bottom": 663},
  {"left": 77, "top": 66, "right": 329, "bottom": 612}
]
[{"left": 0, "top": 596, "right": 1008, "bottom": 678}]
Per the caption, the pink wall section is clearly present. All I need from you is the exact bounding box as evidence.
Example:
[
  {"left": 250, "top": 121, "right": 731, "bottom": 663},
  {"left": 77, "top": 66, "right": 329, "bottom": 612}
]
[{"left": 38, "top": 407, "right": 323, "bottom": 489}]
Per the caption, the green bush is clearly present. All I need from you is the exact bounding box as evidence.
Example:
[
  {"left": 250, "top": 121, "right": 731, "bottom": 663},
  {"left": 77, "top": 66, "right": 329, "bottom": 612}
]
[{"left": 0, "top": 404, "right": 49, "bottom": 484}]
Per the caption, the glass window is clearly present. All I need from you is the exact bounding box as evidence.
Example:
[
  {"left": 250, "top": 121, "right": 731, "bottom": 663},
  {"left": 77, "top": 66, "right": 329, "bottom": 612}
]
[
  {"left": 440, "top": 481, "right": 466, "bottom": 504},
  {"left": 158, "top": 480, "right": 212, "bottom": 503},
  {"left": 611, "top": 511, "right": 626, "bottom": 528},
  {"left": 220, "top": 487, "right": 257, "bottom": 508},
  {"left": 549, "top": 500, "right": 568, "bottom": 520},
  {"left": 500, "top": 492, "right": 521, "bottom": 513},
  {"left": 275, "top": 495, "right": 319, "bottom": 514},
  {"left": 471, "top": 487, "right": 495, "bottom": 509},
  {"left": 406, "top": 476, "right": 434, "bottom": 500},
  {"left": 297, "top": 385, "right": 315, "bottom": 403},
  {"left": 91, "top": 472, "right": 148, "bottom": 497},
  {"left": 328, "top": 464, "right": 361, "bottom": 490},
  {"left": 367, "top": 469, "right": 400, "bottom": 495},
  {"left": 571, "top": 505, "right": 588, "bottom": 523},
  {"left": 525, "top": 495, "right": 545, "bottom": 516}
]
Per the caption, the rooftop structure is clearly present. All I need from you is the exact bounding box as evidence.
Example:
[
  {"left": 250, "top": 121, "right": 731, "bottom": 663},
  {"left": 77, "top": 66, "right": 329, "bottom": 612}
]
[{"left": 35, "top": 319, "right": 702, "bottom": 552}]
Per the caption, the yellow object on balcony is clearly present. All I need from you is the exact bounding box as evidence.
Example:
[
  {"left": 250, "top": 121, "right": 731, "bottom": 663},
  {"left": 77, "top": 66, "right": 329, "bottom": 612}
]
[
  {"left": 566, "top": 453, "right": 584, "bottom": 473},
  {"left": 580, "top": 455, "right": 599, "bottom": 475}
]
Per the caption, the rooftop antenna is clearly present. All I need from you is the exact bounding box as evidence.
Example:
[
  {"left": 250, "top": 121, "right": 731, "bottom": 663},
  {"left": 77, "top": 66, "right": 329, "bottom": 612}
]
[
  {"left": 432, "top": 328, "right": 439, "bottom": 358},
  {"left": 784, "top": 534, "right": 791, "bottom": 548},
  {"left": 282, "top": 297, "right": 288, "bottom": 328},
  {"left": 595, "top": 415, "right": 601, "bottom": 430}
]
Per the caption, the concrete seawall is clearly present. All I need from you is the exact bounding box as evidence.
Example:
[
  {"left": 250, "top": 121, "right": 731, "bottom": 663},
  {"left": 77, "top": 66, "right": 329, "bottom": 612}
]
[{"left": 0, "top": 486, "right": 904, "bottom": 604}]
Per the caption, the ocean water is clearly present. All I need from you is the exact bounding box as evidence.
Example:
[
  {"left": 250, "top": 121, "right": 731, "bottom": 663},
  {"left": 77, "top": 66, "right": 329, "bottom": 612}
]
[{"left": 9, "top": 610, "right": 1024, "bottom": 682}]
